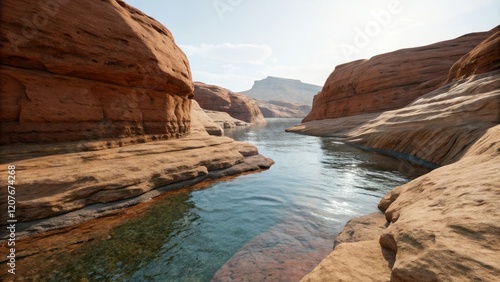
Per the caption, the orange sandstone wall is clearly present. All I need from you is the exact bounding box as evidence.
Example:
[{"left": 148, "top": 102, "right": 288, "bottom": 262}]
[{"left": 0, "top": 0, "right": 194, "bottom": 144}]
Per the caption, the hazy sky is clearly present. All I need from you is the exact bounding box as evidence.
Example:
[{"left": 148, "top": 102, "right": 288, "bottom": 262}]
[{"left": 126, "top": 0, "right": 499, "bottom": 91}]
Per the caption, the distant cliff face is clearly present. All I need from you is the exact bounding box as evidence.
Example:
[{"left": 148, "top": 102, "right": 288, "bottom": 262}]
[
  {"left": 193, "top": 82, "right": 267, "bottom": 124},
  {"left": 303, "top": 29, "right": 497, "bottom": 122},
  {"left": 243, "top": 76, "right": 321, "bottom": 105},
  {"left": 0, "top": 0, "right": 193, "bottom": 144}
]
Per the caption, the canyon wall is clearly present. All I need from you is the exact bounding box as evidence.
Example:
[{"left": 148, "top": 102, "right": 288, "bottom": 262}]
[
  {"left": 0, "top": 0, "right": 193, "bottom": 144},
  {"left": 193, "top": 82, "right": 267, "bottom": 124},
  {"left": 293, "top": 28, "right": 500, "bottom": 281},
  {"left": 303, "top": 28, "right": 497, "bottom": 122}
]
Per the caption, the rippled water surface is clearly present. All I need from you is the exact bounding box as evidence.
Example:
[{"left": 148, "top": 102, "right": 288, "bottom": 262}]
[{"left": 39, "top": 118, "right": 428, "bottom": 281}]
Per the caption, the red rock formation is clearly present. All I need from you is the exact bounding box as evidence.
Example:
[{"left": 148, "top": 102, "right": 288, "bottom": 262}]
[
  {"left": 303, "top": 28, "right": 498, "bottom": 122},
  {"left": 193, "top": 82, "right": 267, "bottom": 124},
  {"left": 0, "top": 0, "right": 193, "bottom": 144}
]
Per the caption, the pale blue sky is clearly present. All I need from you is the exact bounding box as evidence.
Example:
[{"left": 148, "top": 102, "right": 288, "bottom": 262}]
[{"left": 126, "top": 0, "right": 499, "bottom": 91}]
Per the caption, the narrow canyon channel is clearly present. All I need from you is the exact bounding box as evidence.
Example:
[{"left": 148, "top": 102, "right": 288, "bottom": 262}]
[{"left": 18, "top": 118, "right": 430, "bottom": 281}]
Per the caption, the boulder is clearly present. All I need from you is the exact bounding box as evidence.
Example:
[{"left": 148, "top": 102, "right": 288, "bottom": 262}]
[{"left": 193, "top": 82, "right": 267, "bottom": 124}]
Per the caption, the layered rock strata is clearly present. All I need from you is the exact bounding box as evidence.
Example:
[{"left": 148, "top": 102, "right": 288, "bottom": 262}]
[
  {"left": 193, "top": 82, "right": 267, "bottom": 124},
  {"left": 303, "top": 28, "right": 497, "bottom": 122},
  {"left": 290, "top": 29, "right": 500, "bottom": 166},
  {"left": 0, "top": 134, "right": 274, "bottom": 234}
]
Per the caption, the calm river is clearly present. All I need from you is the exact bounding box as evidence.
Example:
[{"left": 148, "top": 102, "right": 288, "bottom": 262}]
[{"left": 37, "top": 118, "right": 427, "bottom": 281}]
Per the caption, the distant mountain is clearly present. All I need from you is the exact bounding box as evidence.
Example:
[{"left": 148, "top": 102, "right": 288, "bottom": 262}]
[{"left": 242, "top": 76, "right": 322, "bottom": 105}]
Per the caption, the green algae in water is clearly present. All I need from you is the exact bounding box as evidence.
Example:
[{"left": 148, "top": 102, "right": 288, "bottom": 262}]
[{"left": 40, "top": 192, "right": 197, "bottom": 281}]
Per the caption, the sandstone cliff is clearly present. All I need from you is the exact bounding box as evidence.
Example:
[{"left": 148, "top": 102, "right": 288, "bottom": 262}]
[
  {"left": 193, "top": 82, "right": 267, "bottom": 124},
  {"left": 1, "top": 0, "right": 194, "bottom": 144},
  {"left": 303, "top": 28, "right": 497, "bottom": 122},
  {"left": 0, "top": 0, "right": 273, "bottom": 236},
  {"left": 292, "top": 28, "right": 500, "bottom": 281}
]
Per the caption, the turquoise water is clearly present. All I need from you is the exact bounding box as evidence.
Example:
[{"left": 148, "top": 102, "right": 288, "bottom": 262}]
[{"left": 41, "top": 118, "right": 427, "bottom": 281}]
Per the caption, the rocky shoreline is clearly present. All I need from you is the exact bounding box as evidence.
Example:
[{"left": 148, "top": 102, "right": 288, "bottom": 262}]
[
  {"left": 300, "top": 126, "right": 499, "bottom": 281},
  {"left": 0, "top": 133, "right": 273, "bottom": 240},
  {"left": 0, "top": 0, "right": 274, "bottom": 242}
]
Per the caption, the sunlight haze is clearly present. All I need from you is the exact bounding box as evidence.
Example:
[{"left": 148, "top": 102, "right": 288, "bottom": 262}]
[{"left": 125, "top": 0, "right": 499, "bottom": 91}]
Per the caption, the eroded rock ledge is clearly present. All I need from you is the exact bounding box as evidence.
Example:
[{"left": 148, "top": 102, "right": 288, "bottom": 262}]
[{"left": 0, "top": 133, "right": 273, "bottom": 238}]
